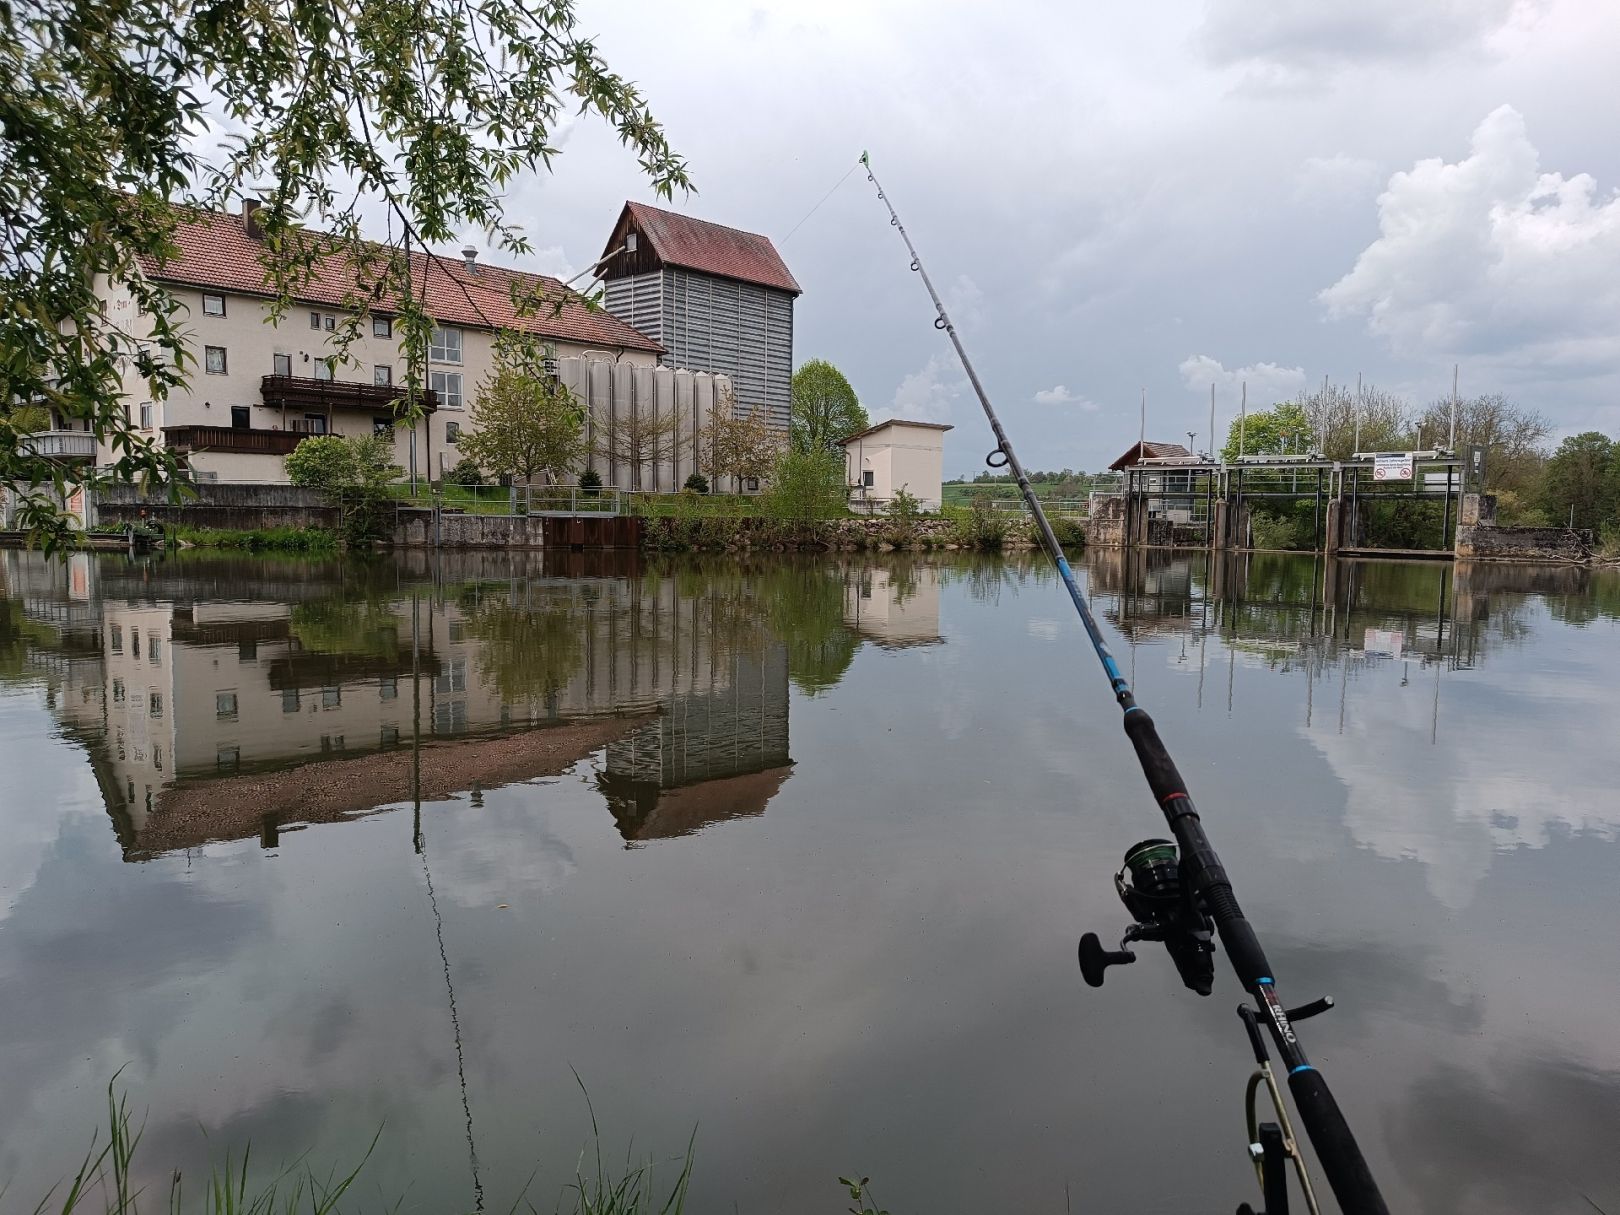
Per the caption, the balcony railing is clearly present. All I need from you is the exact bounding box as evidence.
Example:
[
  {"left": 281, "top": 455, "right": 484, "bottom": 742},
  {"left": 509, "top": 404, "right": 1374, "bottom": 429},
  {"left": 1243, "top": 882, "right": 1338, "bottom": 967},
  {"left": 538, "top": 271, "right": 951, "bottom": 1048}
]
[
  {"left": 19, "top": 430, "right": 97, "bottom": 460},
  {"left": 261, "top": 374, "right": 437, "bottom": 413},
  {"left": 163, "top": 425, "right": 303, "bottom": 456}
]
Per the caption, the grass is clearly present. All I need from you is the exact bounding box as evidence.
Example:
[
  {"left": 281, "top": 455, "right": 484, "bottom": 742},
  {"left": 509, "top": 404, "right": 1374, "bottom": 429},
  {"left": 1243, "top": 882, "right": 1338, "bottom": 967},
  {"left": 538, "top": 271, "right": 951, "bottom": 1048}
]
[
  {"left": 169, "top": 525, "right": 341, "bottom": 555},
  {"left": 27, "top": 1076, "right": 697, "bottom": 1215}
]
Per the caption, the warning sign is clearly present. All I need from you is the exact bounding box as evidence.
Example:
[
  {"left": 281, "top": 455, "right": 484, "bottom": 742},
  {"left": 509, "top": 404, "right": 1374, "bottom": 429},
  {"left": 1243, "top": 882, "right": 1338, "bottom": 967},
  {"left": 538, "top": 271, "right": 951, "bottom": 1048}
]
[{"left": 1373, "top": 454, "right": 1414, "bottom": 482}]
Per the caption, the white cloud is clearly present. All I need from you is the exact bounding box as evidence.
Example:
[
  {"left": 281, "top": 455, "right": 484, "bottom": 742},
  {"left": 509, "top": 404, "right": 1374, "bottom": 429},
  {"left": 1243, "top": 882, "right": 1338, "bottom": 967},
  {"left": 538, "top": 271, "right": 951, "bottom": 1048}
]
[
  {"left": 889, "top": 353, "right": 962, "bottom": 423},
  {"left": 1179, "top": 354, "right": 1308, "bottom": 406},
  {"left": 943, "top": 274, "right": 985, "bottom": 331},
  {"left": 1032, "top": 384, "right": 1099, "bottom": 410},
  {"left": 1320, "top": 105, "right": 1620, "bottom": 375}
]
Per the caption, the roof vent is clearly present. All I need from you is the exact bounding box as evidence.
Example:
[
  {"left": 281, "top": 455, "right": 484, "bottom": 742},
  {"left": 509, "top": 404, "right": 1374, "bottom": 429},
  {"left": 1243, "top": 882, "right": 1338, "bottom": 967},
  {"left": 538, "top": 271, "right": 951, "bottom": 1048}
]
[{"left": 462, "top": 246, "right": 478, "bottom": 272}]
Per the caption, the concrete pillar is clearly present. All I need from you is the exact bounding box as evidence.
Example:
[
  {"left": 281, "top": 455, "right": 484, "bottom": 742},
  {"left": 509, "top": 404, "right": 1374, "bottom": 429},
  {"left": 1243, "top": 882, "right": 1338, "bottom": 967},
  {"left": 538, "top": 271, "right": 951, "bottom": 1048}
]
[
  {"left": 1211, "top": 499, "right": 1229, "bottom": 551},
  {"left": 1324, "top": 496, "right": 1344, "bottom": 558}
]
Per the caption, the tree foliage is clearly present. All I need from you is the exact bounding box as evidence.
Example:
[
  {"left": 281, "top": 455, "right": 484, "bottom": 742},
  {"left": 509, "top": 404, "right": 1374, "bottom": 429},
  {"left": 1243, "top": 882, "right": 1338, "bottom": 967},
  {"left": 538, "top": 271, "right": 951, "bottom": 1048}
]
[
  {"left": 1539, "top": 432, "right": 1616, "bottom": 531},
  {"left": 790, "top": 360, "right": 867, "bottom": 454},
  {"left": 764, "top": 450, "right": 847, "bottom": 521},
  {"left": 1, "top": 0, "right": 688, "bottom": 544},
  {"left": 1220, "top": 401, "right": 1312, "bottom": 462},
  {"left": 703, "top": 390, "right": 781, "bottom": 492},
  {"left": 459, "top": 367, "right": 587, "bottom": 485},
  {"left": 284, "top": 434, "right": 401, "bottom": 545},
  {"left": 1416, "top": 393, "right": 1549, "bottom": 495}
]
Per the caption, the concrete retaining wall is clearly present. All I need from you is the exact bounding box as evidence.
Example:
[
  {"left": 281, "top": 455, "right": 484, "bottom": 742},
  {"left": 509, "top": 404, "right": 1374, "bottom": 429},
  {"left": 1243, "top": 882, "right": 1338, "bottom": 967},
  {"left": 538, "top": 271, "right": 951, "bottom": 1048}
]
[
  {"left": 391, "top": 510, "right": 547, "bottom": 549},
  {"left": 96, "top": 482, "right": 338, "bottom": 530},
  {"left": 1089, "top": 496, "right": 1127, "bottom": 546},
  {"left": 1454, "top": 493, "right": 1594, "bottom": 562}
]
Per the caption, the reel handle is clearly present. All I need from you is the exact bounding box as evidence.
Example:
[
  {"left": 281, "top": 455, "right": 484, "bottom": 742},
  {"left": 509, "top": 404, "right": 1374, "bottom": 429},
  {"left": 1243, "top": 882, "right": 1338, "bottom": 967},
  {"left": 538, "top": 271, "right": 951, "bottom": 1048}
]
[{"left": 1078, "top": 933, "right": 1136, "bottom": 988}]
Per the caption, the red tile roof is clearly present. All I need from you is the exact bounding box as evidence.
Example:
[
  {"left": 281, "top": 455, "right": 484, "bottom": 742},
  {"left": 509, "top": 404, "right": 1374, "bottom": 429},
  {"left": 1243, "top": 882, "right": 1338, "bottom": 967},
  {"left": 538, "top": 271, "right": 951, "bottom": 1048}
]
[
  {"left": 138, "top": 207, "right": 663, "bottom": 353},
  {"left": 617, "top": 201, "right": 800, "bottom": 295},
  {"left": 1109, "top": 440, "right": 1193, "bottom": 471}
]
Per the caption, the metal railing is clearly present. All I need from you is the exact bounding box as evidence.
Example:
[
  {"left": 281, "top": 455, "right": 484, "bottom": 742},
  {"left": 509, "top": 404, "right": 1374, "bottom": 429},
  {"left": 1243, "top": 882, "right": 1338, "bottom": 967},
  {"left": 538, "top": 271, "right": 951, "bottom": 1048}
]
[{"left": 20, "top": 430, "right": 97, "bottom": 460}]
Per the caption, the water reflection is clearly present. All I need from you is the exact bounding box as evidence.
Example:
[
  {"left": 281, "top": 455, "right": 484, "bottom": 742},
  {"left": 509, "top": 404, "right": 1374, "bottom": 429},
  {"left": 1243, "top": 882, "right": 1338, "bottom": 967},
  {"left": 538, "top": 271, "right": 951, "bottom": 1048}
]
[{"left": 2, "top": 550, "right": 958, "bottom": 860}]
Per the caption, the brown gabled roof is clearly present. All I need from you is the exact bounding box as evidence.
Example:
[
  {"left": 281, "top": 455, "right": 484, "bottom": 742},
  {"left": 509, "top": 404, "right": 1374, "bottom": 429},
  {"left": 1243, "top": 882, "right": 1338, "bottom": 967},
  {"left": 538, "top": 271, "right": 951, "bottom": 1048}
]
[
  {"left": 1109, "top": 440, "right": 1192, "bottom": 471},
  {"left": 139, "top": 206, "right": 664, "bottom": 353},
  {"left": 837, "top": 418, "right": 955, "bottom": 446},
  {"left": 612, "top": 201, "right": 800, "bottom": 295}
]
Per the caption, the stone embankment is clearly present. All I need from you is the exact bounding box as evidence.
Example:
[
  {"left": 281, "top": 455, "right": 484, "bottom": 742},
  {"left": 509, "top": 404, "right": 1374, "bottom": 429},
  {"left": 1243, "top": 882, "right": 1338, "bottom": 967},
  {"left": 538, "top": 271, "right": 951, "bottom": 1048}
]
[{"left": 641, "top": 514, "right": 1053, "bottom": 552}]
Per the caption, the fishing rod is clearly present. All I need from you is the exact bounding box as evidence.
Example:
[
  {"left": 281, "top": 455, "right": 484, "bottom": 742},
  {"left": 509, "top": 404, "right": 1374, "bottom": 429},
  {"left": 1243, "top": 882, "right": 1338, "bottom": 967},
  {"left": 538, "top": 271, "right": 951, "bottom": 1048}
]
[{"left": 859, "top": 152, "right": 1389, "bottom": 1215}]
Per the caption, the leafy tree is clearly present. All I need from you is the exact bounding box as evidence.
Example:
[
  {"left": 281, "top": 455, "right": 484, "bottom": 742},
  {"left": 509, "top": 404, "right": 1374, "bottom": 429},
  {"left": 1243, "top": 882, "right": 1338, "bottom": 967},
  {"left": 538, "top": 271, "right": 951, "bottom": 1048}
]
[
  {"left": 1416, "top": 393, "right": 1550, "bottom": 495},
  {"left": 703, "top": 391, "right": 781, "bottom": 492},
  {"left": 790, "top": 360, "right": 867, "bottom": 454},
  {"left": 1, "top": 0, "right": 687, "bottom": 546},
  {"left": 1539, "top": 432, "right": 1616, "bottom": 531},
  {"left": 1295, "top": 381, "right": 1411, "bottom": 459},
  {"left": 683, "top": 472, "right": 710, "bottom": 494},
  {"left": 459, "top": 367, "right": 587, "bottom": 486},
  {"left": 1220, "top": 401, "right": 1311, "bottom": 461},
  {"left": 284, "top": 434, "right": 400, "bottom": 545},
  {"left": 765, "top": 450, "right": 848, "bottom": 522}
]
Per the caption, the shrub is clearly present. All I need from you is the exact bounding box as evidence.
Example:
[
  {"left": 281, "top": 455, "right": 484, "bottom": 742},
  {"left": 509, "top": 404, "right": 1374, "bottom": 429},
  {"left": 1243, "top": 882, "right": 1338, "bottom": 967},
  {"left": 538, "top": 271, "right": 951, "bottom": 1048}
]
[
  {"left": 578, "top": 468, "right": 603, "bottom": 497},
  {"left": 284, "top": 434, "right": 401, "bottom": 547},
  {"left": 765, "top": 450, "right": 846, "bottom": 522},
  {"left": 684, "top": 472, "right": 710, "bottom": 494},
  {"left": 447, "top": 456, "right": 484, "bottom": 486}
]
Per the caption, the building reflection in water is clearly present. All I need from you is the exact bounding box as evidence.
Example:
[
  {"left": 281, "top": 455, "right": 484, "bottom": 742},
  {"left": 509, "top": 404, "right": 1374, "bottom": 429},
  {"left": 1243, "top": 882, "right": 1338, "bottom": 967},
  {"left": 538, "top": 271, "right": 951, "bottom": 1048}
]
[{"left": 3, "top": 551, "right": 889, "bottom": 858}]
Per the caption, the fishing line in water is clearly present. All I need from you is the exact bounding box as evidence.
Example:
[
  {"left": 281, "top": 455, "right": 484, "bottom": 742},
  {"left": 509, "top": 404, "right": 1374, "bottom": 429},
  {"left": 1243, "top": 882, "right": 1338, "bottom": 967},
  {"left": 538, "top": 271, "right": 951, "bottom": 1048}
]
[{"left": 780, "top": 159, "right": 862, "bottom": 244}]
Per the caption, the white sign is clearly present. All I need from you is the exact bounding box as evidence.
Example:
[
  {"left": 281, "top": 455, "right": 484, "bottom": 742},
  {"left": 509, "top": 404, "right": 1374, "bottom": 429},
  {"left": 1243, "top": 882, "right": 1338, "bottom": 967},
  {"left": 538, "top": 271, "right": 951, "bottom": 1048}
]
[
  {"left": 1364, "top": 628, "right": 1405, "bottom": 658},
  {"left": 1373, "top": 454, "right": 1414, "bottom": 482}
]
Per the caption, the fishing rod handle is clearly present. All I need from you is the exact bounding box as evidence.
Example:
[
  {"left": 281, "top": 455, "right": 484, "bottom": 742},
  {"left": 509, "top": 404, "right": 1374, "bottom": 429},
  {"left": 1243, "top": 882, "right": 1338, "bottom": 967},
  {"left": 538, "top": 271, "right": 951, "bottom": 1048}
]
[{"left": 1287, "top": 1066, "right": 1390, "bottom": 1215}]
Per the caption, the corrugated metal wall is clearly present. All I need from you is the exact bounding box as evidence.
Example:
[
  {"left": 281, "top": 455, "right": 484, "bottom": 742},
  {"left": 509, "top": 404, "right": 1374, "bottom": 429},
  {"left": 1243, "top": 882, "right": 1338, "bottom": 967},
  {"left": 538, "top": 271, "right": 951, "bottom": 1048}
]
[
  {"left": 603, "top": 269, "right": 794, "bottom": 432},
  {"left": 557, "top": 355, "right": 725, "bottom": 492}
]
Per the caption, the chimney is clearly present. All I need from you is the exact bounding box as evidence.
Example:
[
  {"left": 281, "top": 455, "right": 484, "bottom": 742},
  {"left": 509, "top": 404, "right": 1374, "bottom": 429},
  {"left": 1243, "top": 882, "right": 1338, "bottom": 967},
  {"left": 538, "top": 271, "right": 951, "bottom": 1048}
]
[
  {"left": 243, "top": 198, "right": 264, "bottom": 241},
  {"left": 462, "top": 245, "right": 478, "bottom": 273}
]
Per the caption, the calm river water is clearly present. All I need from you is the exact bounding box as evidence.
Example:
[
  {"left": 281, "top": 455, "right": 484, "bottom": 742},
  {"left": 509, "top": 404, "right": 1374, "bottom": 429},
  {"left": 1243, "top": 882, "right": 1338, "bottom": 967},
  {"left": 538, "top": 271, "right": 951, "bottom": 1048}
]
[{"left": 1, "top": 547, "right": 1617, "bottom": 1214}]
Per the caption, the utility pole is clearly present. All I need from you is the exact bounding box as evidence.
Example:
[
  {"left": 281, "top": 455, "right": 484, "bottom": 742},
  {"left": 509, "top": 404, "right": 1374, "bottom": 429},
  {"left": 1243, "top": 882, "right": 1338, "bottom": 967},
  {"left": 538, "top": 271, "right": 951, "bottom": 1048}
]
[
  {"left": 1450, "top": 364, "right": 1459, "bottom": 452},
  {"left": 1354, "top": 371, "right": 1362, "bottom": 455},
  {"left": 1238, "top": 382, "right": 1247, "bottom": 458},
  {"left": 1209, "top": 382, "right": 1216, "bottom": 462},
  {"left": 1140, "top": 387, "right": 1146, "bottom": 454}
]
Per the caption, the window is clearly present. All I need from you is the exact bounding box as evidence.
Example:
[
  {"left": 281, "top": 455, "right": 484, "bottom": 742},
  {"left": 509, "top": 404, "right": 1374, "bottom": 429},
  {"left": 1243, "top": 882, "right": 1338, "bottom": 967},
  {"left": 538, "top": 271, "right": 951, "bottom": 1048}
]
[
  {"left": 205, "top": 345, "right": 227, "bottom": 375},
  {"left": 313, "top": 360, "right": 334, "bottom": 382},
  {"left": 131, "top": 627, "right": 140, "bottom": 658},
  {"left": 216, "top": 745, "right": 240, "bottom": 771},
  {"left": 153, "top": 746, "right": 163, "bottom": 772},
  {"left": 230, "top": 405, "right": 250, "bottom": 429},
  {"left": 380, "top": 724, "right": 400, "bottom": 747},
  {"left": 239, "top": 639, "right": 257, "bottom": 661},
  {"left": 862, "top": 469, "right": 875, "bottom": 488},
  {"left": 445, "top": 421, "right": 460, "bottom": 445},
  {"left": 374, "top": 364, "right": 392, "bottom": 386},
  {"left": 273, "top": 353, "right": 292, "bottom": 377},
  {"left": 282, "top": 688, "right": 300, "bottom": 714},
  {"left": 373, "top": 417, "right": 394, "bottom": 435},
  {"left": 323, "top": 315, "right": 336, "bottom": 331},
  {"left": 139, "top": 403, "right": 153, "bottom": 430},
  {"left": 216, "top": 691, "right": 238, "bottom": 721},
  {"left": 430, "top": 370, "right": 463, "bottom": 410},
  {"left": 745, "top": 477, "right": 760, "bottom": 492},
  {"left": 435, "top": 659, "right": 467, "bottom": 695},
  {"left": 429, "top": 325, "right": 462, "bottom": 363},
  {"left": 202, "top": 293, "right": 226, "bottom": 316},
  {"left": 309, "top": 311, "right": 322, "bottom": 329},
  {"left": 110, "top": 624, "right": 122, "bottom": 653},
  {"left": 112, "top": 679, "right": 125, "bottom": 703},
  {"left": 148, "top": 691, "right": 163, "bottom": 718},
  {"left": 322, "top": 686, "right": 341, "bottom": 709},
  {"left": 433, "top": 699, "right": 468, "bottom": 734},
  {"left": 378, "top": 676, "right": 397, "bottom": 701},
  {"left": 372, "top": 316, "right": 392, "bottom": 339},
  {"left": 148, "top": 637, "right": 161, "bottom": 664},
  {"left": 448, "top": 621, "right": 464, "bottom": 643},
  {"left": 320, "top": 733, "right": 345, "bottom": 753},
  {"left": 303, "top": 414, "right": 327, "bottom": 434}
]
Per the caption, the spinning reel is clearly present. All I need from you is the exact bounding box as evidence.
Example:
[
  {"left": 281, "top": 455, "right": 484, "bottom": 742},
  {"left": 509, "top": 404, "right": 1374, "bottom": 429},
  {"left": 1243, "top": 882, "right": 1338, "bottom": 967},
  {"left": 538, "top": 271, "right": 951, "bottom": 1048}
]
[{"left": 1079, "top": 838, "right": 1216, "bottom": 996}]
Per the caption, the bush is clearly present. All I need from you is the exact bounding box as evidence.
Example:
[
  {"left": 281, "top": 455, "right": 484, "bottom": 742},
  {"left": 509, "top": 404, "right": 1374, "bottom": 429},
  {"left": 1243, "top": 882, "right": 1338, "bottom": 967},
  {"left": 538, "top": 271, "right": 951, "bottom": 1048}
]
[
  {"left": 949, "top": 496, "right": 1010, "bottom": 550},
  {"left": 284, "top": 434, "right": 401, "bottom": 547},
  {"left": 684, "top": 472, "right": 710, "bottom": 494},
  {"left": 578, "top": 468, "right": 603, "bottom": 497},
  {"left": 447, "top": 456, "right": 484, "bottom": 486},
  {"left": 765, "top": 450, "right": 847, "bottom": 522},
  {"left": 882, "top": 485, "right": 924, "bottom": 544}
]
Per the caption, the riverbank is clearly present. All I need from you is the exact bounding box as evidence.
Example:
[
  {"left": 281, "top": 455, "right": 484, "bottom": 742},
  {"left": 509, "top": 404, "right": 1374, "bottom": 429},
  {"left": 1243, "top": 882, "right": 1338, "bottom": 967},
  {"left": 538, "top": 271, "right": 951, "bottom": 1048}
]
[{"left": 642, "top": 512, "right": 1084, "bottom": 552}]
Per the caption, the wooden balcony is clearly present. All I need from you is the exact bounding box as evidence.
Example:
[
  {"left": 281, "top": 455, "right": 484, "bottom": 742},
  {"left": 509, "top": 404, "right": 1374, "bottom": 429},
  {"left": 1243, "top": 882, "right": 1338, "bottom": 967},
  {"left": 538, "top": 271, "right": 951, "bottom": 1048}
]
[
  {"left": 260, "top": 374, "right": 437, "bottom": 413},
  {"left": 19, "top": 430, "right": 97, "bottom": 461},
  {"left": 163, "top": 425, "right": 303, "bottom": 456}
]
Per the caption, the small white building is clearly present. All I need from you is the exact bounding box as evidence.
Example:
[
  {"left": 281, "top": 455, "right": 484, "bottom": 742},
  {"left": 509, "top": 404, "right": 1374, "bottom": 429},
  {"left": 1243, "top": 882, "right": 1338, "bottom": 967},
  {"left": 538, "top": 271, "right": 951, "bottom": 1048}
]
[{"left": 839, "top": 419, "right": 953, "bottom": 510}]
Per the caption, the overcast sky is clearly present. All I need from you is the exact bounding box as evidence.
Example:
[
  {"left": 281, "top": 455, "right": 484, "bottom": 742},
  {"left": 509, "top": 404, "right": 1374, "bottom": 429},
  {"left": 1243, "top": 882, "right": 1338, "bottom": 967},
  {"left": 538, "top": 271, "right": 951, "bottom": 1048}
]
[{"left": 472, "top": 0, "right": 1618, "bottom": 476}]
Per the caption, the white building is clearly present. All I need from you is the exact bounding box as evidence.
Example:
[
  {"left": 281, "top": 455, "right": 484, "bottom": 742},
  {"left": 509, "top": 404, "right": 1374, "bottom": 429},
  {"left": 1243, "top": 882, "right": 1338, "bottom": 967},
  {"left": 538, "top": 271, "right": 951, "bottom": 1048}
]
[
  {"left": 93, "top": 200, "right": 665, "bottom": 484},
  {"left": 838, "top": 419, "right": 953, "bottom": 510}
]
